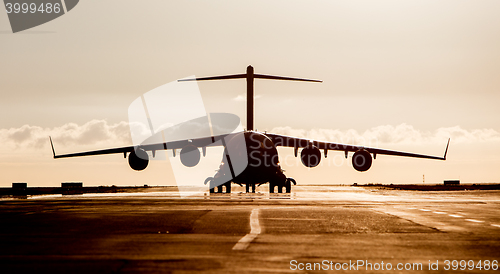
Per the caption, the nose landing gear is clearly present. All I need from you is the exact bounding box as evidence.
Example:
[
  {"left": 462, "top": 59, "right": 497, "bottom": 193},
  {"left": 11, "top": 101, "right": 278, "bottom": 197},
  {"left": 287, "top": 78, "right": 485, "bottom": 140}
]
[{"left": 245, "top": 184, "right": 256, "bottom": 193}]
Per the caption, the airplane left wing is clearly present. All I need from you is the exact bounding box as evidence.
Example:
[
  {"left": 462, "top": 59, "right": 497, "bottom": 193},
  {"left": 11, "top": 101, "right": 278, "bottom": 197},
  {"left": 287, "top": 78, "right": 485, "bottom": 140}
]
[
  {"left": 266, "top": 133, "right": 449, "bottom": 161},
  {"left": 49, "top": 134, "right": 231, "bottom": 159}
]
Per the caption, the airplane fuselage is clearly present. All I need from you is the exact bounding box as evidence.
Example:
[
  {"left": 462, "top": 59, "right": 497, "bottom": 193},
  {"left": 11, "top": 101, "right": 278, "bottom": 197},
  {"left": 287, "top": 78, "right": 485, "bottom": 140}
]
[{"left": 207, "top": 131, "right": 290, "bottom": 193}]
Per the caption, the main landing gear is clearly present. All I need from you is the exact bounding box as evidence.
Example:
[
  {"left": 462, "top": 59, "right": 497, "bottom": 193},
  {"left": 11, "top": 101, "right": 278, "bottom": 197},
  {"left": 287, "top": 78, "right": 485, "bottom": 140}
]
[
  {"left": 204, "top": 176, "right": 297, "bottom": 194},
  {"left": 204, "top": 177, "right": 232, "bottom": 194},
  {"left": 268, "top": 170, "right": 296, "bottom": 193},
  {"left": 269, "top": 177, "right": 296, "bottom": 193}
]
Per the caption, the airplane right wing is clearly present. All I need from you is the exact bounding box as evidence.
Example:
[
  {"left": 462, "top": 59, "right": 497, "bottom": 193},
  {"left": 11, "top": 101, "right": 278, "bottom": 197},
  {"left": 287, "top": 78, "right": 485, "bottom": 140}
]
[{"left": 266, "top": 133, "right": 450, "bottom": 161}]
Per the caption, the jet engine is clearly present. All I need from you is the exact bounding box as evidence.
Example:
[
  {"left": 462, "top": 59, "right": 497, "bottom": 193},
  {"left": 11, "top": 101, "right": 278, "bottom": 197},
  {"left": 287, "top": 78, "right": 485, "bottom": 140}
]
[
  {"left": 352, "top": 150, "right": 372, "bottom": 172},
  {"left": 128, "top": 148, "right": 149, "bottom": 171},
  {"left": 180, "top": 145, "right": 201, "bottom": 167},
  {"left": 301, "top": 145, "right": 321, "bottom": 168}
]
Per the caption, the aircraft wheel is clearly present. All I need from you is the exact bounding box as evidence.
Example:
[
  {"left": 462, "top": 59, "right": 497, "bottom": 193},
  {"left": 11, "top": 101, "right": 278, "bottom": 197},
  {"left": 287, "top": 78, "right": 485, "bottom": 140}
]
[
  {"left": 217, "top": 185, "right": 223, "bottom": 193},
  {"left": 278, "top": 184, "right": 283, "bottom": 193},
  {"left": 269, "top": 182, "right": 275, "bottom": 193},
  {"left": 225, "top": 182, "right": 231, "bottom": 193},
  {"left": 209, "top": 180, "right": 216, "bottom": 193},
  {"left": 285, "top": 179, "right": 291, "bottom": 193}
]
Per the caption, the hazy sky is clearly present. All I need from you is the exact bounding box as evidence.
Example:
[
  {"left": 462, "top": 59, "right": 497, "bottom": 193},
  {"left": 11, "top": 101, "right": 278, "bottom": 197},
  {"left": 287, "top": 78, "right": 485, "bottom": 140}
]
[{"left": 1, "top": 0, "right": 499, "bottom": 187}]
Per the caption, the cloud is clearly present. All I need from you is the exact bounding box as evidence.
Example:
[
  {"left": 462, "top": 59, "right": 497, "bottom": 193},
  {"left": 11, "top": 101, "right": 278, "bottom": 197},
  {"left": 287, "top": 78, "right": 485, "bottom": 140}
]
[
  {"left": 270, "top": 124, "right": 500, "bottom": 146},
  {"left": 2, "top": 121, "right": 498, "bottom": 153},
  {"left": 0, "top": 120, "right": 132, "bottom": 151},
  {"left": 233, "top": 94, "right": 262, "bottom": 102}
]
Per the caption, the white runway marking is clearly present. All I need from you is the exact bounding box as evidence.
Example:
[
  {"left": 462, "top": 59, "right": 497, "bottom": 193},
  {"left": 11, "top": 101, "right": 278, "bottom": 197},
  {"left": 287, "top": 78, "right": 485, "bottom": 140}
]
[
  {"left": 433, "top": 211, "right": 446, "bottom": 214},
  {"left": 266, "top": 218, "right": 327, "bottom": 221},
  {"left": 465, "top": 219, "right": 484, "bottom": 223},
  {"left": 449, "top": 214, "right": 463, "bottom": 218},
  {"left": 233, "top": 208, "right": 261, "bottom": 251},
  {"left": 419, "top": 209, "right": 431, "bottom": 212},
  {"left": 491, "top": 224, "right": 500, "bottom": 228}
]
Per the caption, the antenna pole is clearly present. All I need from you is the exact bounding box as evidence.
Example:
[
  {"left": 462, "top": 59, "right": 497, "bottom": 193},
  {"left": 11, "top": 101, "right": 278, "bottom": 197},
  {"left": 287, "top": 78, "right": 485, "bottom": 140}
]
[{"left": 246, "top": 65, "right": 254, "bottom": 131}]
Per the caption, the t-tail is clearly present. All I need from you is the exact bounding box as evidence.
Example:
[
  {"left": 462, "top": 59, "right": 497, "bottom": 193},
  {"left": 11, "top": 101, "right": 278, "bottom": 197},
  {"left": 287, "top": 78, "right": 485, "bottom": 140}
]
[{"left": 178, "top": 65, "right": 322, "bottom": 131}]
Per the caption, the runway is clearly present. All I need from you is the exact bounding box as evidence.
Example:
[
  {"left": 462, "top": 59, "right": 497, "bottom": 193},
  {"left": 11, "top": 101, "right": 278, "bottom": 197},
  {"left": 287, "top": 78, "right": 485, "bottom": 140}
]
[{"left": 1, "top": 186, "right": 500, "bottom": 273}]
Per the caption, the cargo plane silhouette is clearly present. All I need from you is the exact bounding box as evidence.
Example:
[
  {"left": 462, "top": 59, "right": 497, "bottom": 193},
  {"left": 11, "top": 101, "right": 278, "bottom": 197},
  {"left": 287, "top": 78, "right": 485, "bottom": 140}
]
[{"left": 50, "top": 65, "right": 449, "bottom": 193}]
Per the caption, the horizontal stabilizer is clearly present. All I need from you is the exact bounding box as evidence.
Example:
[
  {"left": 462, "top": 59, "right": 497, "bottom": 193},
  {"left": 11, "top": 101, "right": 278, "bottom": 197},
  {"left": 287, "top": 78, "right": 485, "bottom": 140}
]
[
  {"left": 178, "top": 74, "right": 246, "bottom": 82},
  {"left": 254, "top": 74, "right": 322, "bottom": 83}
]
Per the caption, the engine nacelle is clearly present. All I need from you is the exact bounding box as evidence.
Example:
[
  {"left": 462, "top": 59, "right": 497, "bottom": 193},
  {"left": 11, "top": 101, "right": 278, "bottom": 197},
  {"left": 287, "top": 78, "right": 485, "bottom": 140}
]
[
  {"left": 128, "top": 148, "right": 149, "bottom": 171},
  {"left": 352, "top": 150, "right": 372, "bottom": 172},
  {"left": 180, "top": 145, "right": 201, "bottom": 167},
  {"left": 301, "top": 145, "right": 321, "bottom": 168}
]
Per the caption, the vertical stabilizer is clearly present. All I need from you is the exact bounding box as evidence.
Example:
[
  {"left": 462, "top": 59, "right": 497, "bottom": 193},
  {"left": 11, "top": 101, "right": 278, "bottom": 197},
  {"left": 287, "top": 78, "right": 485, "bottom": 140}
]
[{"left": 178, "top": 66, "right": 321, "bottom": 132}]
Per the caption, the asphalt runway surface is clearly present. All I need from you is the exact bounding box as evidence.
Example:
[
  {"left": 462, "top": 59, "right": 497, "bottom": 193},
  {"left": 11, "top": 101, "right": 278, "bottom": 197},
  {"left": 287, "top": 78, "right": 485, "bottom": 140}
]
[{"left": 1, "top": 186, "right": 500, "bottom": 273}]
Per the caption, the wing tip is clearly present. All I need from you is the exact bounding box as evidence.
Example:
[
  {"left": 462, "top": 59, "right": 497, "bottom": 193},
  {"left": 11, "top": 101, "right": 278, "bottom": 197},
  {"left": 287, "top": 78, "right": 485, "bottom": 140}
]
[
  {"left": 49, "top": 136, "right": 57, "bottom": 158},
  {"left": 443, "top": 138, "right": 450, "bottom": 160}
]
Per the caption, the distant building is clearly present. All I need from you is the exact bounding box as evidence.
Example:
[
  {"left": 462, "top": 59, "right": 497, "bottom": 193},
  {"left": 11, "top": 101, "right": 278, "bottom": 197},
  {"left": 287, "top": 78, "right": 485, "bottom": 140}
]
[
  {"left": 444, "top": 180, "right": 460, "bottom": 186},
  {"left": 11, "top": 183, "right": 28, "bottom": 198},
  {"left": 61, "top": 182, "right": 83, "bottom": 195},
  {"left": 12, "top": 182, "right": 27, "bottom": 189},
  {"left": 61, "top": 182, "right": 83, "bottom": 188}
]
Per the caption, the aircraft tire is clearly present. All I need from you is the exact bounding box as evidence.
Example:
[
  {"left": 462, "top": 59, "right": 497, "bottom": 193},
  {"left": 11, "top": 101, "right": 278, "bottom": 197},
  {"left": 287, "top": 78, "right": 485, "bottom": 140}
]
[
  {"left": 285, "top": 180, "right": 291, "bottom": 193},
  {"left": 269, "top": 182, "right": 275, "bottom": 193},
  {"left": 225, "top": 182, "right": 231, "bottom": 193},
  {"left": 209, "top": 180, "right": 216, "bottom": 193}
]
